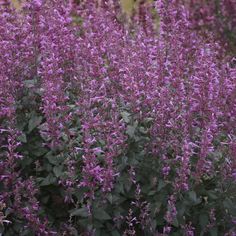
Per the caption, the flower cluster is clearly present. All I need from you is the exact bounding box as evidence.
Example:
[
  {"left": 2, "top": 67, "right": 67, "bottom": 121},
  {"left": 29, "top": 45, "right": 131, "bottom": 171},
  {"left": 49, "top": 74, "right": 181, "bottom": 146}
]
[{"left": 187, "top": 0, "right": 236, "bottom": 53}]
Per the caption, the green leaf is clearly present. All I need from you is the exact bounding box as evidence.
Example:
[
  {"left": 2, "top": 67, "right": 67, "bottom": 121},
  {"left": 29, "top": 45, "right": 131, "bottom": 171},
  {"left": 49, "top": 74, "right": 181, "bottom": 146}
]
[
  {"left": 157, "top": 180, "right": 166, "bottom": 191},
  {"left": 94, "top": 208, "right": 111, "bottom": 220},
  {"left": 46, "top": 153, "right": 64, "bottom": 165},
  {"left": 210, "top": 227, "right": 218, "bottom": 236},
  {"left": 144, "top": 117, "right": 154, "bottom": 124},
  {"left": 172, "top": 233, "right": 182, "bottom": 236},
  {"left": 116, "top": 181, "right": 125, "bottom": 194},
  {"left": 199, "top": 214, "right": 208, "bottom": 229},
  {"left": 78, "top": 219, "right": 91, "bottom": 228},
  {"left": 126, "top": 125, "right": 135, "bottom": 138},
  {"left": 40, "top": 175, "right": 56, "bottom": 186},
  {"left": 28, "top": 115, "right": 42, "bottom": 133},
  {"left": 139, "top": 126, "right": 148, "bottom": 134},
  {"left": 95, "top": 229, "right": 101, "bottom": 236},
  {"left": 207, "top": 191, "right": 218, "bottom": 200},
  {"left": 24, "top": 79, "right": 37, "bottom": 88},
  {"left": 223, "top": 198, "right": 233, "bottom": 209},
  {"left": 172, "top": 217, "right": 179, "bottom": 227},
  {"left": 148, "top": 190, "right": 156, "bottom": 196},
  {"left": 53, "top": 166, "right": 63, "bottom": 178},
  {"left": 68, "top": 227, "right": 78, "bottom": 236},
  {"left": 107, "top": 194, "right": 113, "bottom": 204},
  {"left": 111, "top": 230, "right": 120, "bottom": 236},
  {"left": 189, "top": 191, "right": 197, "bottom": 202},
  {"left": 41, "top": 196, "right": 50, "bottom": 204},
  {"left": 121, "top": 111, "right": 130, "bottom": 123},
  {"left": 17, "top": 133, "right": 27, "bottom": 143},
  {"left": 223, "top": 198, "right": 236, "bottom": 215},
  {"left": 70, "top": 207, "right": 89, "bottom": 217},
  {"left": 31, "top": 146, "right": 48, "bottom": 157}
]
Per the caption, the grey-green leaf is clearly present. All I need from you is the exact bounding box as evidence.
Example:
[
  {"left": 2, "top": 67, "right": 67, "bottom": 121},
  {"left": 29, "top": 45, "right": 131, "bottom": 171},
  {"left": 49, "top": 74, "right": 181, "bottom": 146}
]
[
  {"left": 94, "top": 208, "right": 111, "bottom": 220},
  {"left": 70, "top": 208, "right": 89, "bottom": 217},
  {"left": 121, "top": 111, "right": 130, "bottom": 123},
  {"left": 53, "top": 166, "right": 63, "bottom": 178},
  {"left": 28, "top": 116, "right": 42, "bottom": 133}
]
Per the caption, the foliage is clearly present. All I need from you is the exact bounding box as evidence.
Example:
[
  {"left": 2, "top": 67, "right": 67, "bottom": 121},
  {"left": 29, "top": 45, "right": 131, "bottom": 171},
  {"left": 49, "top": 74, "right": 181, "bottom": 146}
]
[{"left": 0, "top": 0, "right": 236, "bottom": 235}]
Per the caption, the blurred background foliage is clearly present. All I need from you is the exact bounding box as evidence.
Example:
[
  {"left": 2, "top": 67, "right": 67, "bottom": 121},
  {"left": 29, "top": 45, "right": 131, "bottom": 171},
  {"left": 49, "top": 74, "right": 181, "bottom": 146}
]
[
  {"left": 10, "top": 0, "right": 236, "bottom": 55},
  {"left": 11, "top": 0, "right": 23, "bottom": 9},
  {"left": 10, "top": 0, "right": 149, "bottom": 12}
]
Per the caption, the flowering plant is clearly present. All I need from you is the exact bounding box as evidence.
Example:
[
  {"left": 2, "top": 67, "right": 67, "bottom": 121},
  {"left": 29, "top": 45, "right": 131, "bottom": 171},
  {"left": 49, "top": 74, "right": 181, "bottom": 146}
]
[{"left": 0, "top": 0, "right": 235, "bottom": 235}]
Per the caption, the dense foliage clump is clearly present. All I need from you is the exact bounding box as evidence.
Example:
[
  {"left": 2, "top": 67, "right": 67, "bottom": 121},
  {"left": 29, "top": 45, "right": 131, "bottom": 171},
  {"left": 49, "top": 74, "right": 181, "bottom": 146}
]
[{"left": 0, "top": 0, "right": 236, "bottom": 235}]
